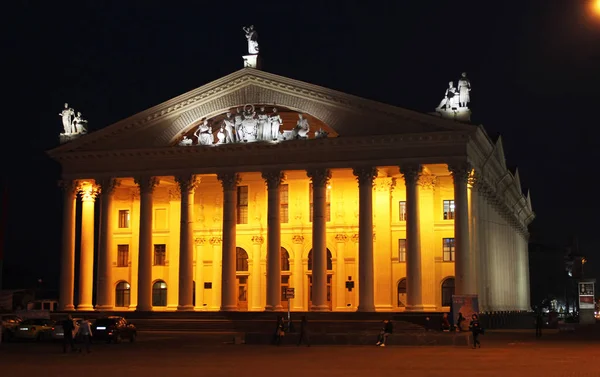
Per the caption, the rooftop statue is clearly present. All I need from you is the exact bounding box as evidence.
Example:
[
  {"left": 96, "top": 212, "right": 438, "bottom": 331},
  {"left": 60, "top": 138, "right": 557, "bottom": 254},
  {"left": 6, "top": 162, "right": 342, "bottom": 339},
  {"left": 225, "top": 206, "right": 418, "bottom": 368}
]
[
  {"left": 269, "top": 108, "right": 282, "bottom": 141},
  {"left": 194, "top": 120, "right": 214, "bottom": 146},
  {"left": 59, "top": 103, "right": 75, "bottom": 134},
  {"left": 292, "top": 114, "right": 310, "bottom": 139},
  {"left": 72, "top": 112, "right": 88, "bottom": 134},
  {"left": 436, "top": 81, "right": 458, "bottom": 111},
  {"left": 457, "top": 72, "right": 471, "bottom": 108},
  {"left": 243, "top": 25, "right": 259, "bottom": 55}
]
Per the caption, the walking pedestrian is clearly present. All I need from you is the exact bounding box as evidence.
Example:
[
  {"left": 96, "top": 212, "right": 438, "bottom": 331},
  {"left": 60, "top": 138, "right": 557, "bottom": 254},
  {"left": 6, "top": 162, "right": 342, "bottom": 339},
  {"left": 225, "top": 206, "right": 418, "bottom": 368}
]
[
  {"left": 78, "top": 317, "right": 93, "bottom": 353},
  {"left": 469, "top": 314, "right": 483, "bottom": 348}
]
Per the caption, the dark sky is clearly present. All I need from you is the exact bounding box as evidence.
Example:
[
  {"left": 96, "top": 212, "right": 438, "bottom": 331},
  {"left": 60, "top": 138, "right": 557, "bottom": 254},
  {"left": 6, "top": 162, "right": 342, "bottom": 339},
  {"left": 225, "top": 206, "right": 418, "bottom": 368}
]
[{"left": 2, "top": 1, "right": 600, "bottom": 291}]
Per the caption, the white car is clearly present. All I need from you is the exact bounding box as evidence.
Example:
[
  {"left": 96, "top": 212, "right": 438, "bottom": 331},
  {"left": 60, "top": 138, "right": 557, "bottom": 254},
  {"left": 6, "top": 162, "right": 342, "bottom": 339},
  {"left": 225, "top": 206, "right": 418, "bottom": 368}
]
[{"left": 50, "top": 318, "right": 82, "bottom": 340}]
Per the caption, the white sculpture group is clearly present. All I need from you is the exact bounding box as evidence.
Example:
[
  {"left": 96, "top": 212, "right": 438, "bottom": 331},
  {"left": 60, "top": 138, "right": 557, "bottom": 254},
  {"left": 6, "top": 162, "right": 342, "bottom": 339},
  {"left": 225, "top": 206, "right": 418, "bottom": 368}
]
[
  {"left": 436, "top": 72, "right": 471, "bottom": 112},
  {"left": 59, "top": 103, "right": 88, "bottom": 135},
  {"left": 179, "top": 106, "right": 317, "bottom": 147},
  {"left": 243, "top": 25, "right": 259, "bottom": 55}
]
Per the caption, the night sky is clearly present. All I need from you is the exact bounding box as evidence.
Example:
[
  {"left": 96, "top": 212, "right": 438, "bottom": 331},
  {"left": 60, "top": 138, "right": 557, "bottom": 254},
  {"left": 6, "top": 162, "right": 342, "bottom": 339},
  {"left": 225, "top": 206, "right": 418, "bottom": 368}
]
[{"left": 2, "top": 1, "right": 600, "bottom": 292}]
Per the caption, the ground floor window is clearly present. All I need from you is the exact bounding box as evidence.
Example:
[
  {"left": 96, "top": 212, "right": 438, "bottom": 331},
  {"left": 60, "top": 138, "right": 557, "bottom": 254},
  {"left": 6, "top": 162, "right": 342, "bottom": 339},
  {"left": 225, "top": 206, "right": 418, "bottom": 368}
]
[
  {"left": 115, "top": 281, "right": 131, "bottom": 307},
  {"left": 441, "top": 277, "right": 455, "bottom": 307},
  {"left": 152, "top": 280, "right": 167, "bottom": 307},
  {"left": 397, "top": 278, "right": 406, "bottom": 307}
]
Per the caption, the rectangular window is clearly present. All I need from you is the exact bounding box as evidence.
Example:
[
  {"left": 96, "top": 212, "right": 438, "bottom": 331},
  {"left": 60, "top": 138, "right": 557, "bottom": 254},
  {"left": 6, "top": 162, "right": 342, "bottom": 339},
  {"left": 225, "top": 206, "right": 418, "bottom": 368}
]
[
  {"left": 280, "top": 184, "right": 289, "bottom": 224},
  {"left": 399, "top": 201, "right": 407, "bottom": 221},
  {"left": 443, "top": 200, "right": 455, "bottom": 220},
  {"left": 237, "top": 186, "right": 248, "bottom": 224},
  {"left": 309, "top": 183, "right": 331, "bottom": 222},
  {"left": 154, "top": 208, "right": 167, "bottom": 229},
  {"left": 443, "top": 238, "right": 455, "bottom": 262},
  {"left": 398, "top": 239, "right": 407, "bottom": 262},
  {"left": 153, "top": 244, "right": 166, "bottom": 266},
  {"left": 118, "top": 210, "right": 130, "bottom": 228},
  {"left": 117, "top": 245, "right": 129, "bottom": 267}
]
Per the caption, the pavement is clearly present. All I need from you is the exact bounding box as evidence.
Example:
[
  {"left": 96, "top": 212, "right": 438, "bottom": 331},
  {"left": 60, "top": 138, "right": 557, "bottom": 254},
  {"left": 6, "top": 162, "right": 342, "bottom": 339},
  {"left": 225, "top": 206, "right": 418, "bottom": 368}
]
[{"left": 0, "top": 330, "right": 598, "bottom": 377}]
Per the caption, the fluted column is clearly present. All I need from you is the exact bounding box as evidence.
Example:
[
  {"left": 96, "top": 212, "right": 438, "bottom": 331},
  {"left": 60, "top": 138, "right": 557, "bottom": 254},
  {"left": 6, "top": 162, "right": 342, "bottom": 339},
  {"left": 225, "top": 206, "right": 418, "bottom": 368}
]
[
  {"left": 307, "top": 168, "right": 331, "bottom": 311},
  {"left": 353, "top": 167, "right": 377, "bottom": 312},
  {"left": 135, "top": 176, "right": 158, "bottom": 311},
  {"left": 450, "top": 163, "right": 474, "bottom": 295},
  {"left": 77, "top": 181, "right": 99, "bottom": 311},
  {"left": 59, "top": 180, "right": 77, "bottom": 311},
  {"left": 262, "top": 171, "right": 285, "bottom": 311},
  {"left": 218, "top": 173, "right": 240, "bottom": 311},
  {"left": 400, "top": 164, "right": 422, "bottom": 311},
  {"left": 96, "top": 178, "right": 119, "bottom": 310},
  {"left": 176, "top": 175, "right": 198, "bottom": 311}
]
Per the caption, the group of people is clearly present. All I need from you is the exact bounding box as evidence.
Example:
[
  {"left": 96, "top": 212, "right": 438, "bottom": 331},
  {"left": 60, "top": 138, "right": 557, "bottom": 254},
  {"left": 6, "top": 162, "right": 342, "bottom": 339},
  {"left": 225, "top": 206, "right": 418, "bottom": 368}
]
[{"left": 62, "top": 314, "right": 93, "bottom": 354}]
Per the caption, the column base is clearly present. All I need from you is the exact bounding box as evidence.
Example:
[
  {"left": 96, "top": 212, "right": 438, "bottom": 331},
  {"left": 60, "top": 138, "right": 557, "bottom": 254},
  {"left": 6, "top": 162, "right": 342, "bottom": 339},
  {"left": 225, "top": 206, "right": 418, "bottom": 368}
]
[
  {"left": 60, "top": 305, "right": 76, "bottom": 312},
  {"left": 265, "top": 305, "right": 284, "bottom": 311},
  {"left": 310, "top": 304, "right": 330, "bottom": 312},
  {"left": 76, "top": 304, "right": 94, "bottom": 311},
  {"left": 220, "top": 305, "right": 239, "bottom": 312},
  {"left": 136, "top": 305, "right": 153, "bottom": 312},
  {"left": 357, "top": 305, "right": 376, "bottom": 312},
  {"left": 405, "top": 304, "right": 437, "bottom": 312},
  {"left": 177, "top": 305, "right": 195, "bottom": 312},
  {"left": 95, "top": 305, "right": 114, "bottom": 311},
  {"left": 374, "top": 305, "right": 394, "bottom": 312}
]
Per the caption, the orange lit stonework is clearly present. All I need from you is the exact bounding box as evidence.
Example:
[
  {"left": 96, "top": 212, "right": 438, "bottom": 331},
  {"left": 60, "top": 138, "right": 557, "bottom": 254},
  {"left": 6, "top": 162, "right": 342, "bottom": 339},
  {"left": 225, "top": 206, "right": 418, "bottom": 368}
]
[{"left": 48, "top": 69, "right": 534, "bottom": 313}]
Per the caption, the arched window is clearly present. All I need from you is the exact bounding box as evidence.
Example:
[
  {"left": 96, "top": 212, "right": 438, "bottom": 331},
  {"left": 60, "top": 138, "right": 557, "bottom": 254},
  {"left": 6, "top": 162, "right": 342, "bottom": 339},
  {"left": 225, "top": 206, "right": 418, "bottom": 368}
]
[
  {"left": 281, "top": 247, "right": 290, "bottom": 271},
  {"left": 441, "top": 277, "right": 455, "bottom": 307},
  {"left": 115, "top": 281, "right": 131, "bottom": 308},
  {"left": 152, "top": 280, "right": 167, "bottom": 307},
  {"left": 236, "top": 247, "right": 249, "bottom": 272},
  {"left": 397, "top": 279, "right": 407, "bottom": 307},
  {"left": 307, "top": 249, "right": 333, "bottom": 271}
]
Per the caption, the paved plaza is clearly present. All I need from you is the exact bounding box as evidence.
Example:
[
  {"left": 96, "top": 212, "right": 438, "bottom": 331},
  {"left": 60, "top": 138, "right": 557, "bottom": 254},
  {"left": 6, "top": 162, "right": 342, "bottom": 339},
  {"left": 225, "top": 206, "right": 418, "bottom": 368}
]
[{"left": 0, "top": 331, "right": 598, "bottom": 377}]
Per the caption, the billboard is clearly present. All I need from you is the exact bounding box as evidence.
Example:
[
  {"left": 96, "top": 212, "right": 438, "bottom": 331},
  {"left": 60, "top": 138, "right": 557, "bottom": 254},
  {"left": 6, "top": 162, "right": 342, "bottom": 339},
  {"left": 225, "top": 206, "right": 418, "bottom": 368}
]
[
  {"left": 452, "top": 294, "right": 479, "bottom": 330},
  {"left": 579, "top": 282, "right": 595, "bottom": 309}
]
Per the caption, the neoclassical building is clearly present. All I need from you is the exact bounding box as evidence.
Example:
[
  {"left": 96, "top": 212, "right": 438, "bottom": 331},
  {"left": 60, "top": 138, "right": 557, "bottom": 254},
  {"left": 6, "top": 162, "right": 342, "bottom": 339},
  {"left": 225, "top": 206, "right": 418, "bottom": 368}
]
[{"left": 48, "top": 68, "right": 534, "bottom": 313}]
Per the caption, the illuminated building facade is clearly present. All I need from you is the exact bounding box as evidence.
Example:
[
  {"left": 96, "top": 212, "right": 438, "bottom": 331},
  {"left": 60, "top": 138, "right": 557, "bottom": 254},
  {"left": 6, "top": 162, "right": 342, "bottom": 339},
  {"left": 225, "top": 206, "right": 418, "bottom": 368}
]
[{"left": 48, "top": 68, "right": 534, "bottom": 312}]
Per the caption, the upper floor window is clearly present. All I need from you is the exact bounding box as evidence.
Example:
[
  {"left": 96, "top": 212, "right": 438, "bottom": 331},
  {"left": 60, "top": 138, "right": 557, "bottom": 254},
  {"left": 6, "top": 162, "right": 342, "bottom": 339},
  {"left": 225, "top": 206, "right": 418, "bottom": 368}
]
[
  {"left": 399, "top": 201, "right": 407, "bottom": 221},
  {"left": 442, "top": 238, "right": 455, "bottom": 262},
  {"left": 443, "top": 200, "right": 455, "bottom": 220},
  {"left": 117, "top": 245, "right": 129, "bottom": 267},
  {"left": 280, "top": 184, "right": 289, "bottom": 223},
  {"left": 309, "top": 183, "right": 331, "bottom": 222},
  {"left": 153, "top": 244, "right": 166, "bottom": 266},
  {"left": 237, "top": 186, "right": 248, "bottom": 224},
  {"left": 398, "top": 239, "right": 407, "bottom": 262},
  {"left": 118, "top": 210, "right": 130, "bottom": 228}
]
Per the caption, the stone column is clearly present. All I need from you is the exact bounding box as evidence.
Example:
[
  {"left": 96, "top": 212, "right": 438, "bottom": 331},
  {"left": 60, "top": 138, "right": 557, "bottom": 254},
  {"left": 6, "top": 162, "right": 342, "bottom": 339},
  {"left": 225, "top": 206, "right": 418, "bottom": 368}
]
[
  {"left": 176, "top": 175, "right": 198, "bottom": 311},
  {"left": 307, "top": 168, "right": 331, "bottom": 311},
  {"left": 217, "top": 173, "right": 240, "bottom": 311},
  {"left": 334, "top": 234, "right": 348, "bottom": 310},
  {"left": 96, "top": 178, "right": 119, "bottom": 310},
  {"left": 417, "top": 174, "right": 437, "bottom": 310},
  {"left": 59, "top": 180, "right": 77, "bottom": 311},
  {"left": 400, "top": 164, "right": 423, "bottom": 311},
  {"left": 262, "top": 171, "right": 285, "bottom": 311},
  {"left": 134, "top": 176, "right": 158, "bottom": 311},
  {"left": 194, "top": 237, "right": 206, "bottom": 309},
  {"left": 352, "top": 167, "right": 377, "bottom": 312},
  {"left": 292, "top": 235, "right": 305, "bottom": 310},
  {"left": 77, "top": 181, "right": 98, "bottom": 311},
  {"left": 449, "top": 163, "right": 474, "bottom": 296},
  {"left": 251, "top": 235, "right": 264, "bottom": 310},
  {"left": 210, "top": 237, "right": 222, "bottom": 309}
]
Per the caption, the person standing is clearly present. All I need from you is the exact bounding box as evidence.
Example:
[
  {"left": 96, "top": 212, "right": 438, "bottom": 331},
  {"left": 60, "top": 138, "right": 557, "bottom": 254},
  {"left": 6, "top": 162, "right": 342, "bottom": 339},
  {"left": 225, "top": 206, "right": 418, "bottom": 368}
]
[
  {"left": 78, "top": 317, "right": 93, "bottom": 353},
  {"left": 376, "top": 319, "right": 393, "bottom": 347},
  {"left": 297, "top": 316, "right": 310, "bottom": 347},
  {"left": 62, "top": 315, "right": 76, "bottom": 353},
  {"left": 469, "top": 314, "right": 482, "bottom": 349}
]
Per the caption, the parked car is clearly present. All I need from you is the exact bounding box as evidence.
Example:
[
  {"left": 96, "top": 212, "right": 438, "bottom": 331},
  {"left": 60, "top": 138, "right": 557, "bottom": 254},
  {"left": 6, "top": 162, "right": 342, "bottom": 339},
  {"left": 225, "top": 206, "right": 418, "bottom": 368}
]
[
  {"left": 50, "top": 317, "right": 83, "bottom": 340},
  {"left": 13, "top": 319, "right": 55, "bottom": 341},
  {"left": 1, "top": 315, "right": 23, "bottom": 341},
  {"left": 92, "top": 316, "right": 136, "bottom": 343}
]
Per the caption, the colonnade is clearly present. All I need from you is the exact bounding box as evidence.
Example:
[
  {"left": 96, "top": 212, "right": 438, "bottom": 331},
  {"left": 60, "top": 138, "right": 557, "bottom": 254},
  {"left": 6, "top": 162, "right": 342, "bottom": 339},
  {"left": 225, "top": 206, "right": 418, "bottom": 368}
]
[{"left": 58, "top": 163, "right": 474, "bottom": 312}]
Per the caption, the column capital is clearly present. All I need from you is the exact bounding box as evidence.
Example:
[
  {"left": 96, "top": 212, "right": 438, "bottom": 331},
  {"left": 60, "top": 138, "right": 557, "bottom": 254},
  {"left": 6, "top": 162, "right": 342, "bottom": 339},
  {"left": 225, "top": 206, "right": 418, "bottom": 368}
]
[
  {"left": 418, "top": 174, "right": 437, "bottom": 190},
  {"left": 399, "top": 164, "right": 422, "bottom": 185},
  {"left": 252, "top": 235, "right": 264, "bottom": 245},
  {"left": 375, "top": 177, "right": 396, "bottom": 192},
  {"left": 194, "top": 237, "right": 207, "bottom": 246},
  {"left": 58, "top": 179, "right": 78, "bottom": 196},
  {"left": 261, "top": 171, "right": 286, "bottom": 190},
  {"left": 217, "top": 172, "right": 241, "bottom": 191},
  {"left": 292, "top": 235, "right": 304, "bottom": 244},
  {"left": 352, "top": 167, "right": 378, "bottom": 186},
  {"left": 96, "top": 178, "right": 120, "bottom": 196},
  {"left": 175, "top": 174, "right": 200, "bottom": 194},
  {"left": 448, "top": 162, "right": 472, "bottom": 183},
  {"left": 77, "top": 180, "right": 99, "bottom": 202},
  {"left": 335, "top": 234, "right": 348, "bottom": 243},
  {"left": 351, "top": 234, "right": 359, "bottom": 243},
  {"left": 209, "top": 237, "right": 222, "bottom": 246},
  {"left": 134, "top": 176, "right": 159, "bottom": 193},
  {"left": 306, "top": 168, "right": 331, "bottom": 187}
]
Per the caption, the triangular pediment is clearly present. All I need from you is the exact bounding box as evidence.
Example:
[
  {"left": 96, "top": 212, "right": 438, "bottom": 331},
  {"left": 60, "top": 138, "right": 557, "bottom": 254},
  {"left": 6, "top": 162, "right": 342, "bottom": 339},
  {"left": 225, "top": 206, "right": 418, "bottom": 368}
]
[{"left": 49, "top": 68, "right": 477, "bottom": 154}]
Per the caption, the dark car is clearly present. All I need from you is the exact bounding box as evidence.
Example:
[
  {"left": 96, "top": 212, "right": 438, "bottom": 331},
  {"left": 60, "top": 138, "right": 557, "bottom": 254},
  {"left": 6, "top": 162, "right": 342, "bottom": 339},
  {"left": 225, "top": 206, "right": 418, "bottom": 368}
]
[{"left": 92, "top": 316, "right": 137, "bottom": 343}]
